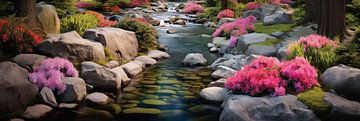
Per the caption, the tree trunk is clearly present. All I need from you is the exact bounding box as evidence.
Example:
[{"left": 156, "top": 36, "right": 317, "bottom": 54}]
[
  {"left": 221, "top": 0, "right": 228, "bottom": 9},
  {"left": 304, "top": 0, "right": 321, "bottom": 23},
  {"left": 318, "top": 0, "right": 347, "bottom": 38},
  {"left": 14, "top": 0, "right": 37, "bottom": 27}
]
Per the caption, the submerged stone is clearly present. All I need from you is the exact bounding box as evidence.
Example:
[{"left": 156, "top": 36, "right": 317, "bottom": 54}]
[
  {"left": 121, "top": 103, "right": 138, "bottom": 108},
  {"left": 183, "top": 76, "right": 202, "bottom": 80},
  {"left": 145, "top": 94, "right": 160, "bottom": 99},
  {"left": 127, "top": 100, "right": 140, "bottom": 104},
  {"left": 122, "top": 93, "right": 138, "bottom": 100},
  {"left": 143, "top": 85, "right": 161, "bottom": 90},
  {"left": 159, "top": 110, "right": 187, "bottom": 118},
  {"left": 123, "top": 87, "right": 137, "bottom": 92},
  {"left": 123, "top": 107, "right": 162, "bottom": 114},
  {"left": 157, "top": 80, "right": 179, "bottom": 84},
  {"left": 143, "top": 99, "right": 168, "bottom": 105},
  {"left": 198, "top": 72, "right": 211, "bottom": 76},
  {"left": 157, "top": 89, "right": 177, "bottom": 95},
  {"left": 140, "top": 80, "right": 156, "bottom": 84}
]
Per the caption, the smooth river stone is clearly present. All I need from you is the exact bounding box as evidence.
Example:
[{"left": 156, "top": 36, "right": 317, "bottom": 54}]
[
  {"left": 157, "top": 80, "right": 178, "bottom": 84},
  {"left": 143, "top": 85, "right": 161, "bottom": 90},
  {"left": 143, "top": 99, "right": 168, "bottom": 105},
  {"left": 140, "top": 80, "right": 156, "bottom": 84},
  {"left": 122, "top": 107, "right": 161, "bottom": 114},
  {"left": 146, "top": 94, "right": 160, "bottom": 99},
  {"left": 121, "top": 103, "right": 137, "bottom": 108},
  {"left": 122, "top": 93, "right": 137, "bottom": 100},
  {"left": 157, "top": 89, "right": 177, "bottom": 95}
]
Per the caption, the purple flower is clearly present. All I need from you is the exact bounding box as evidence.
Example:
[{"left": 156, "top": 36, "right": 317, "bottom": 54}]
[{"left": 228, "top": 36, "right": 238, "bottom": 48}]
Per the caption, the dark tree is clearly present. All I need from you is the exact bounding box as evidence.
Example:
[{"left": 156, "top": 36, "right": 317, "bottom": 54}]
[
  {"left": 304, "top": 0, "right": 321, "bottom": 23},
  {"left": 221, "top": 0, "right": 228, "bottom": 9},
  {"left": 14, "top": 0, "right": 37, "bottom": 27}
]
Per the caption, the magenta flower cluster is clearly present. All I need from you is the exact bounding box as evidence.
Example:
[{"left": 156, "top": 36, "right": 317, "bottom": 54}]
[
  {"left": 183, "top": 2, "right": 204, "bottom": 14},
  {"left": 245, "top": 2, "right": 261, "bottom": 10},
  {"left": 225, "top": 56, "right": 319, "bottom": 96},
  {"left": 298, "top": 34, "right": 338, "bottom": 49},
  {"left": 281, "top": 0, "right": 293, "bottom": 4},
  {"left": 212, "top": 16, "right": 257, "bottom": 48},
  {"left": 217, "top": 9, "right": 235, "bottom": 19},
  {"left": 75, "top": 2, "right": 94, "bottom": 9},
  {"left": 29, "top": 58, "right": 78, "bottom": 94}
]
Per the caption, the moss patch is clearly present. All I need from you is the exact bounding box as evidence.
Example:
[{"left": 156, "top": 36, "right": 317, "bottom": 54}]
[
  {"left": 297, "top": 87, "right": 331, "bottom": 115},
  {"left": 255, "top": 23, "right": 295, "bottom": 35},
  {"left": 254, "top": 38, "right": 282, "bottom": 46}
]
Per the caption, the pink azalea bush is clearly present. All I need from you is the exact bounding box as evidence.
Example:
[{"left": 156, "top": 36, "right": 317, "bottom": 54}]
[
  {"left": 183, "top": 2, "right": 204, "bottom": 14},
  {"left": 297, "top": 34, "right": 338, "bottom": 49},
  {"left": 125, "top": 0, "right": 150, "bottom": 7},
  {"left": 225, "top": 56, "right": 319, "bottom": 96},
  {"left": 76, "top": 2, "right": 94, "bottom": 9},
  {"left": 281, "top": 0, "right": 293, "bottom": 4},
  {"left": 29, "top": 58, "right": 78, "bottom": 94},
  {"left": 245, "top": 2, "right": 261, "bottom": 10},
  {"left": 217, "top": 9, "right": 235, "bottom": 19},
  {"left": 212, "top": 16, "right": 257, "bottom": 48}
]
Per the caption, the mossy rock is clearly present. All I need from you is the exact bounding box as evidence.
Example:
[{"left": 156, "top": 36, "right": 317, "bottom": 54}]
[
  {"left": 157, "top": 80, "right": 179, "bottom": 84},
  {"left": 297, "top": 87, "right": 331, "bottom": 115},
  {"left": 254, "top": 38, "right": 281, "bottom": 46},
  {"left": 121, "top": 103, "right": 138, "bottom": 108},
  {"left": 122, "top": 93, "right": 138, "bottom": 100},
  {"left": 157, "top": 77, "right": 169, "bottom": 80},
  {"left": 92, "top": 104, "right": 121, "bottom": 114},
  {"left": 188, "top": 105, "right": 208, "bottom": 113},
  {"left": 197, "top": 72, "right": 211, "bottom": 76},
  {"left": 143, "top": 99, "right": 168, "bottom": 105},
  {"left": 157, "top": 89, "right": 177, "bottom": 95},
  {"left": 123, "top": 87, "right": 137, "bottom": 92},
  {"left": 145, "top": 94, "right": 160, "bottom": 99},
  {"left": 143, "top": 85, "right": 161, "bottom": 90},
  {"left": 122, "top": 107, "right": 162, "bottom": 114},
  {"left": 254, "top": 23, "right": 295, "bottom": 35}
]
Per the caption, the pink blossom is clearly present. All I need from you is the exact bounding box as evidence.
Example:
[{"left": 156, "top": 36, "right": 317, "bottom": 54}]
[
  {"left": 228, "top": 36, "right": 238, "bottom": 48},
  {"left": 217, "top": 9, "right": 235, "bottom": 19},
  {"left": 76, "top": 2, "right": 94, "bottom": 9},
  {"left": 273, "top": 86, "right": 286, "bottom": 96},
  {"left": 246, "top": 2, "right": 261, "bottom": 10},
  {"left": 297, "top": 34, "right": 338, "bottom": 49},
  {"left": 281, "top": 0, "right": 293, "bottom": 4},
  {"left": 183, "top": 2, "right": 204, "bottom": 14},
  {"left": 269, "top": 0, "right": 281, "bottom": 5},
  {"left": 29, "top": 58, "right": 78, "bottom": 94}
]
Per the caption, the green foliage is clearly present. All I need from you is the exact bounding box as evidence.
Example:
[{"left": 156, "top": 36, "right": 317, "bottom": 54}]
[
  {"left": 254, "top": 23, "right": 295, "bottom": 35},
  {"left": 346, "top": 0, "right": 360, "bottom": 32},
  {"left": 0, "top": 0, "right": 13, "bottom": 17},
  {"left": 60, "top": 13, "right": 99, "bottom": 35},
  {"left": 293, "top": 7, "right": 305, "bottom": 24},
  {"left": 254, "top": 38, "right": 281, "bottom": 46},
  {"left": 104, "top": 0, "right": 130, "bottom": 6},
  {"left": 205, "top": 0, "right": 220, "bottom": 7},
  {"left": 287, "top": 43, "right": 338, "bottom": 73},
  {"left": 113, "top": 18, "right": 160, "bottom": 53},
  {"left": 40, "top": 0, "right": 79, "bottom": 18},
  {"left": 336, "top": 33, "right": 360, "bottom": 68},
  {"left": 198, "top": 7, "right": 221, "bottom": 22},
  {"left": 297, "top": 87, "right": 330, "bottom": 115},
  {"left": 228, "top": 1, "right": 245, "bottom": 18}
]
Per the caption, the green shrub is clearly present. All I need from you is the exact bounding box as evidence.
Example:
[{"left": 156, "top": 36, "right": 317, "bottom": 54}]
[
  {"left": 297, "top": 87, "right": 330, "bottom": 116},
  {"left": 198, "top": 7, "right": 221, "bottom": 22},
  {"left": 346, "top": 0, "right": 360, "bottom": 32},
  {"left": 228, "top": 1, "right": 245, "bottom": 18},
  {"left": 113, "top": 18, "right": 160, "bottom": 53},
  {"left": 254, "top": 23, "right": 295, "bottom": 35},
  {"left": 60, "top": 13, "right": 99, "bottom": 35},
  {"left": 336, "top": 33, "right": 360, "bottom": 68},
  {"left": 40, "top": 0, "right": 79, "bottom": 18},
  {"left": 205, "top": 0, "right": 220, "bottom": 7},
  {"left": 104, "top": 0, "right": 130, "bottom": 6}
]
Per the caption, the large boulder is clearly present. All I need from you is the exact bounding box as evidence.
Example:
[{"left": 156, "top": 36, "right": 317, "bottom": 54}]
[
  {"left": 220, "top": 95, "right": 319, "bottom": 121},
  {"left": 320, "top": 65, "right": 360, "bottom": 99},
  {"left": 245, "top": 45, "right": 277, "bottom": 57},
  {"left": 264, "top": 11, "right": 292, "bottom": 25},
  {"left": 134, "top": 55, "right": 157, "bottom": 66},
  {"left": 80, "top": 62, "right": 122, "bottom": 89},
  {"left": 83, "top": 27, "right": 138, "bottom": 62},
  {"left": 85, "top": 92, "right": 110, "bottom": 105},
  {"left": 228, "top": 33, "right": 275, "bottom": 54},
  {"left": 36, "top": 3, "right": 60, "bottom": 37},
  {"left": 182, "top": 53, "right": 208, "bottom": 66},
  {"left": 323, "top": 92, "right": 360, "bottom": 121},
  {"left": 211, "top": 66, "right": 237, "bottom": 79},
  {"left": 147, "top": 50, "right": 170, "bottom": 60},
  {"left": 208, "top": 78, "right": 226, "bottom": 87},
  {"left": 11, "top": 54, "right": 46, "bottom": 72},
  {"left": 60, "top": 77, "right": 87, "bottom": 103},
  {"left": 37, "top": 31, "right": 106, "bottom": 62},
  {"left": 243, "top": 4, "right": 278, "bottom": 20},
  {"left": 0, "top": 62, "right": 39, "bottom": 115},
  {"left": 110, "top": 66, "right": 131, "bottom": 85},
  {"left": 200, "top": 87, "right": 227, "bottom": 103},
  {"left": 121, "top": 61, "right": 144, "bottom": 77}
]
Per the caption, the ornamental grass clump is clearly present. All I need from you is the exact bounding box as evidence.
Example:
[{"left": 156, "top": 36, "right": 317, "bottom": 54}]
[
  {"left": 0, "top": 17, "right": 43, "bottom": 55},
  {"left": 183, "top": 2, "right": 204, "bottom": 14},
  {"left": 29, "top": 58, "right": 78, "bottom": 94},
  {"left": 61, "top": 13, "right": 99, "bottom": 35},
  {"left": 225, "top": 56, "right": 319, "bottom": 97},
  {"left": 212, "top": 16, "right": 257, "bottom": 48},
  {"left": 287, "top": 34, "right": 338, "bottom": 73},
  {"left": 217, "top": 9, "right": 235, "bottom": 19}
]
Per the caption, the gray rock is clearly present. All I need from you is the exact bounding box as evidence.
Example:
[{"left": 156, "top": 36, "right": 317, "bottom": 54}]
[
  {"left": 210, "top": 58, "right": 228, "bottom": 70},
  {"left": 277, "top": 46, "right": 288, "bottom": 61},
  {"left": 220, "top": 95, "right": 319, "bottom": 121},
  {"left": 207, "top": 43, "right": 215, "bottom": 48},
  {"left": 243, "top": 4, "right": 278, "bottom": 20},
  {"left": 321, "top": 65, "right": 360, "bottom": 99},
  {"left": 271, "top": 31, "right": 285, "bottom": 38},
  {"left": 208, "top": 78, "right": 226, "bottom": 87},
  {"left": 174, "top": 19, "right": 186, "bottom": 25},
  {"left": 81, "top": 61, "right": 121, "bottom": 89},
  {"left": 11, "top": 54, "right": 46, "bottom": 72},
  {"left": 60, "top": 77, "right": 87, "bottom": 103},
  {"left": 245, "top": 45, "right": 277, "bottom": 57},
  {"left": 86, "top": 92, "right": 109, "bottom": 105},
  {"left": 323, "top": 92, "right": 360, "bottom": 121},
  {"left": 40, "top": 87, "right": 57, "bottom": 107},
  {"left": 166, "top": 29, "right": 176, "bottom": 34},
  {"left": 243, "top": 9, "right": 264, "bottom": 20},
  {"left": 59, "top": 103, "right": 78, "bottom": 109},
  {"left": 121, "top": 61, "right": 144, "bottom": 77},
  {"left": 209, "top": 47, "right": 219, "bottom": 53},
  {"left": 83, "top": 27, "right": 139, "bottom": 61},
  {"left": 264, "top": 10, "right": 292, "bottom": 25},
  {"left": 231, "top": 33, "right": 275, "bottom": 54},
  {"left": 104, "top": 61, "right": 119, "bottom": 69},
  {"left": 244, "top": 54, "right": 260, "bottom": 65},
  {"left": 37, "top": 31, "right": 106, "bottom": 62},
  {"left": 211, "top": 66, "right": 236, "bottom": 79},
  {"left": 109, "top": 15, "right": 122, "bottom": 22},
  {"left": 218, "top": 18, "right": 235, "bottom": 25},
  {"left": 36, "top": 3, "right": 60, "bottom": 37},
  {"left": 22, "top": 104, "right": 53, "bottom": 119},
  {"left": 147, "top": 50, "right": 170, "bottom": 60},
  {"left": 110, "top": 66, "right": 131, "bottom": 85},
  {"left": 0, "top": 62, "right": 38, "bottom": 115},
  {"left": 183, "top": 53, "right": 208, "bottom": 66},
  {"left": 134, "top": 55, "right": 158, "bottom": 66},
  {"left": 200, "top": 87, "right": 227, "bottom": 103}
]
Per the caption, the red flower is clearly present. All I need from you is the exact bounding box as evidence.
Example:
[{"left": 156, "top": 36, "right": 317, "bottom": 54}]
[{"left": 1, "top": 32, "right": 9, "bottom": 42}]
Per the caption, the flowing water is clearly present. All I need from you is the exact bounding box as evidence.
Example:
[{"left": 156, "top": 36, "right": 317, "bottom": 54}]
[{"left": 41, "top": 3, "right": 221, "bottom": 121}]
